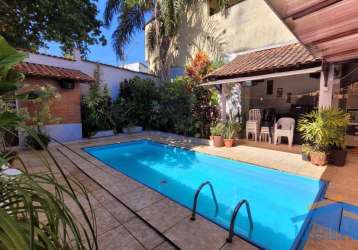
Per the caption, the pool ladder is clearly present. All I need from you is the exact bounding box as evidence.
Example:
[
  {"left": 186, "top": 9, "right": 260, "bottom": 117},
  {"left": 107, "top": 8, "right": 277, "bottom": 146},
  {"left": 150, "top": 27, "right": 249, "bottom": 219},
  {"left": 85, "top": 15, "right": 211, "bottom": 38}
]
[
  {"left": 226, "top": 199, "right": 254, "bottom": 243},
  {"left": 190, "top": 181, "right": 218, "bottom": 221},
  {"left": 190, "top": 181, "right": 254, "bottom": 244}
]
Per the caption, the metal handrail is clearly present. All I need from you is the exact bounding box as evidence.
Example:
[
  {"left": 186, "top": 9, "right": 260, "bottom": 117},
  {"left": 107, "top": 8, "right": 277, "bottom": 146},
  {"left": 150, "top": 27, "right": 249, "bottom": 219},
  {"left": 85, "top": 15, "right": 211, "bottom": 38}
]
[
  {"left": 190, "top": 181, "right": 218, "bottom": 221},
  {"left": 226, "top": 199, "right": 253, "bottom": 243}
]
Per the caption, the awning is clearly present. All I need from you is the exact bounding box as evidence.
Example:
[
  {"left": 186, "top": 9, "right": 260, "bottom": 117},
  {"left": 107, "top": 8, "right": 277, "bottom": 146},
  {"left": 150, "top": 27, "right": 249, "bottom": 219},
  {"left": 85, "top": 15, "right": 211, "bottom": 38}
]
[
  {"left": 203, "top": 43, "right": 321, "bottom": 85},
  {"left": 202, "top": 66, "right": 322, "bottom": 86},
  {"left": 266, "top": 0, "right": 358, "bottom": 63}
]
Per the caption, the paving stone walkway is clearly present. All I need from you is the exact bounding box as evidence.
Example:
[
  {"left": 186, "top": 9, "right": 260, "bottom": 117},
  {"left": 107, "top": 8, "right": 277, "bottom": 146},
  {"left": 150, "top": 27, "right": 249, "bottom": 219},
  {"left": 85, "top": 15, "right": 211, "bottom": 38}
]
[{"left": 16, "top": 131, "right": 358, "bottom": 249}]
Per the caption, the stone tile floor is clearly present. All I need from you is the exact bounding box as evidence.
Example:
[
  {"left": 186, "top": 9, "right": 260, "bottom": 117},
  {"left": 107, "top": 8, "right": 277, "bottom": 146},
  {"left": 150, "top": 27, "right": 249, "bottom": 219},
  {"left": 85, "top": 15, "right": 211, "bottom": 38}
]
[{"left": 14, "top": 131, "right": 358, "bottom": 249}]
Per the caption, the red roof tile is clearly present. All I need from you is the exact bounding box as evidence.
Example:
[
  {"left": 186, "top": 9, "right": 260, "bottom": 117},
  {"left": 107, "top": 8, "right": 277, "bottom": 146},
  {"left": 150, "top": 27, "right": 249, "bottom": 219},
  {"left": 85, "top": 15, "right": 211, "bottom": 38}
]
[
  {"left": 15, "top": 62, "right": 94, "bottom": 82},
  {"left": 205, "top": 43, "right": 321, "bottom": 80}
]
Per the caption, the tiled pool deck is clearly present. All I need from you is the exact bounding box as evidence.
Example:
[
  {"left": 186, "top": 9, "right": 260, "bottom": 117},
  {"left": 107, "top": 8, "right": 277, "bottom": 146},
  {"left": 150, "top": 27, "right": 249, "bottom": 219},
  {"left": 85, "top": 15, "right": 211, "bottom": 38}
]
[{"left": 17, "top": 131, "right": 358, "bottom": 249}]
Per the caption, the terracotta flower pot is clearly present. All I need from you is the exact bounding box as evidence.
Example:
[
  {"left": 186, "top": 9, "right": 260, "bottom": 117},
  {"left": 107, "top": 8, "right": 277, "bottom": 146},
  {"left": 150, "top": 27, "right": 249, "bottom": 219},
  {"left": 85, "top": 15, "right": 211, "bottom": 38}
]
[
  {"left": 310, "top": 151, "right": 327, "bottom": 166},
  {"left": 224, "top": 139, "right": 234, "bottom": 147},
  {"left": 213, "top": 136, "right": 224, "bottom": 147}
]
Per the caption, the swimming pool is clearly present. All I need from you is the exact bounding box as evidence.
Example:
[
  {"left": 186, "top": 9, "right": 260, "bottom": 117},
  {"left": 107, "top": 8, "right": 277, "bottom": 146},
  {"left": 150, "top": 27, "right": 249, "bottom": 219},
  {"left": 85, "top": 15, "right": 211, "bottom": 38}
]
[{"left": 84, "top": 140, "right": 325, "bottom": 249}]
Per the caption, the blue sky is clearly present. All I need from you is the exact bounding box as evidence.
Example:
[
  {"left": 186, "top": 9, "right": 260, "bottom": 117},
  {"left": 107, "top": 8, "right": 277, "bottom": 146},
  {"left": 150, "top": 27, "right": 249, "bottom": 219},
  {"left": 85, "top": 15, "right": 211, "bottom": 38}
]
[{"left": 39, "top": 0, "right": 148, "bottom": 66}]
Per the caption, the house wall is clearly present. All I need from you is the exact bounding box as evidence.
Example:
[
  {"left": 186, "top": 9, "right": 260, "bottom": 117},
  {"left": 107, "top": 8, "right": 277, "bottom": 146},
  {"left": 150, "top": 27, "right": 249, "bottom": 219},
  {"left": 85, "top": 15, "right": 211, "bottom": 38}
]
[
  {"left": 145, "top": 0, "right": 297, "bottom": 75},
  {"left": 248, "top": 74, "right": 320, "bottom": 114},
  {"left": 24, "top": 52, "right": 156, "bottom": 100},
  {"left": 19, "top": 77, "right": 82, "bottom": 142}
]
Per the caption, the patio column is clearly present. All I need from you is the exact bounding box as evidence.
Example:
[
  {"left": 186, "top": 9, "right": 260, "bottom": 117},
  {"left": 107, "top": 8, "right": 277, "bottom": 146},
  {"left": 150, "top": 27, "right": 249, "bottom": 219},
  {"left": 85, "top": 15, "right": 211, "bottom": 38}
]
[
  {"left": 318, "top": 64, "right": 340, "bottom": 108},
  {"left": 220, "top": 84, "right": 227, "bottom": 121}
]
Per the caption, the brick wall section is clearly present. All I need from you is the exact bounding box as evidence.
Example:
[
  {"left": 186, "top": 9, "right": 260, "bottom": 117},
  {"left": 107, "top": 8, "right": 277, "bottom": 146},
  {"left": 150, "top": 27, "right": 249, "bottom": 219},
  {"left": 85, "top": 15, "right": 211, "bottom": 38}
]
[{"left": 20, "top": 77, "right": 81, "bottom": 124}]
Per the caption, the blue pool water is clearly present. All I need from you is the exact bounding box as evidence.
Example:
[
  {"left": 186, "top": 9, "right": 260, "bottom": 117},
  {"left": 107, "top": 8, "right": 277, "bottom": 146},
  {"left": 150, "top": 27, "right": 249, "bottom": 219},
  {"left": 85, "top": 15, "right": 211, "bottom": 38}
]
[{"left": 84, "top": 140, "right": 325, "bottom": 249}]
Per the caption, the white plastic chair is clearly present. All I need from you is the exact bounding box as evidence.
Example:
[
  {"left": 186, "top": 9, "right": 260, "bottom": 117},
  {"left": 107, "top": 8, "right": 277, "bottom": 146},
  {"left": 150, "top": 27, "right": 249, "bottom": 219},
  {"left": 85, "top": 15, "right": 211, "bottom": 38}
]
[
  {"left": 274, "top": 118, "right": 295, "bottom": 147},
  {"left": 246, "top": 109, "right": 261, "bottom": 142}
]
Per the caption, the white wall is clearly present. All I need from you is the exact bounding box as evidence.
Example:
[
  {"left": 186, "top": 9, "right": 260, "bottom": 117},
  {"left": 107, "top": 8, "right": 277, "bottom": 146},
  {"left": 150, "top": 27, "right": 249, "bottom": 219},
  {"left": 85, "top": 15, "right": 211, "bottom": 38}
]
[
  {"left": 46, "top": 124, "right": 82, "bottom": 142},
  {"left": 249, "top": 74, "right": 320, "bottom": 114},
  {"left": 25, "top": 52, "right": 157, "bottom": 100}
]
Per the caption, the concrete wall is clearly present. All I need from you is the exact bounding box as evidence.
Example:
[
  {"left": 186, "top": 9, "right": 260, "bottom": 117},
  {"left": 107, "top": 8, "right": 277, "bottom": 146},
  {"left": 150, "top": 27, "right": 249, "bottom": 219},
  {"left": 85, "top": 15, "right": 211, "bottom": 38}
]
[
  {"left": 248, "top": 74, "right": 320, "bottom": 114},
  {"left": 25, "top": 52, "right": 156, "bottom": 100},
  {"left": 145, "top": 0, "right": 297, "bottom": 75}
]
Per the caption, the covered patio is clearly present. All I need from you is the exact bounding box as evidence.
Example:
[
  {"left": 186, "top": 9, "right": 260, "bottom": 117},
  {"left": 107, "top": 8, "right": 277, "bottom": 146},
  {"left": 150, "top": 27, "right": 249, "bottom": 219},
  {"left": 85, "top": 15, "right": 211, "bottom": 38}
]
[{"left": 203, "top": 43, "right": 344, "bottom": 147}]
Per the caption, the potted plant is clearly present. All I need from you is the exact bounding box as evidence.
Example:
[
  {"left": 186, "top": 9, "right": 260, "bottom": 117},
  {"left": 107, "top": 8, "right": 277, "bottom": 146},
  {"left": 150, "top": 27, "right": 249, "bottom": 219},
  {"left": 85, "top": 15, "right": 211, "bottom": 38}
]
[
  {"left": 298, "top": 108, "right": 350, "bottom": 166},
  {"left": 301, "top": 144, "right": 312, "bottom": 161},
  {"left": 210, "top": 122, "right": 225, "bottom": 147},
  {"left": 327, "top": 110, "right": 350, "bottom": 166},
  {"left": 224, "top": 121, "right": 241, "bottom": 147}
]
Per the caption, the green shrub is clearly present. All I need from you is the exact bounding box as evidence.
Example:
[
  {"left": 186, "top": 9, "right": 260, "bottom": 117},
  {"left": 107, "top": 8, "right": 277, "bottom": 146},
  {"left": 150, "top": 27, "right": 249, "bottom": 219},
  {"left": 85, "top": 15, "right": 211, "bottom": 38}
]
[
  {"left": 298, "top": 108, "right": 350, "bottom": 152},
  {"left": 156, "top": 78, "right": 199, "bottom": 136},
  {"left": 210, "top": 122, "right": 225, "bottom": 136},
  {"left": 81, "top": 66, "right": 113, "bottom": 137},
  {"left": 224, "top": 121, "right": 241, "bottom": 139},
  {"left": 111, "top": 76, "right": 218, "bottom": 138},
  {"left": 111, "top": 77, "right": 159, "bottom": 131}
]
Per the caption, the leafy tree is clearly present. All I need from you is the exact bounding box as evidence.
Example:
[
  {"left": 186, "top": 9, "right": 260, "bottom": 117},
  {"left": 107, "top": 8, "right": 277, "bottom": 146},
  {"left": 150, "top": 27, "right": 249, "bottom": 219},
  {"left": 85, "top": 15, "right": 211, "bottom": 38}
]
[
  {"left": 104, "top": 0, "right": 229, "bottom": 79},
  {"left": 0, "top": 0, "right": 106, "bottom": 55},
  {"left": 104, "top": 0, "right": 197, "bottom": 79},
  {"left": 185, "top": 51, "right": 220, "bottom": 137}
]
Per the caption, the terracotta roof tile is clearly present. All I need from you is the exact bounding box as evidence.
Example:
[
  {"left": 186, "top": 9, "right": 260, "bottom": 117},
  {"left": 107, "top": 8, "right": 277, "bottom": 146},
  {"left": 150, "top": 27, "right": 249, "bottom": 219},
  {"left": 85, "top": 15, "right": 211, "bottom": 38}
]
[
  {"left": 205, "top": 43, "right": 321, "bottom": 80},
  {"left": 15, "top": 62, "right": 94, "bottom": 82}
]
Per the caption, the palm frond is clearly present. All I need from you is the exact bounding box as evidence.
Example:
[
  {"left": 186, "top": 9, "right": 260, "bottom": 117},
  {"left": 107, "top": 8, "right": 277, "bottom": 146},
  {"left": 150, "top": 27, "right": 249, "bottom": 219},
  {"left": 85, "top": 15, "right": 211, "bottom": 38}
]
[
  {"left": 146, "top": 24, "right": 157, "bottom": 52},
  {"left": 104, "top": 0, "right": 123, "bottom": 27},
  {"left": 112, "top": 4, "right": 146, "bottom": 59}
]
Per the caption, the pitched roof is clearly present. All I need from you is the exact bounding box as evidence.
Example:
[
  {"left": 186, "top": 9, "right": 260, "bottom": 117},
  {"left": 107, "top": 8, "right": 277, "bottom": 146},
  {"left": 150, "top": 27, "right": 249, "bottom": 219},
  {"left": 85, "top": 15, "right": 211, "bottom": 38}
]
[
  {"left": 15, "top": 62, "right": 94, "bottom": 82},
  {"left": 205, "top": 43, "right": 321, "bottom": 80}
]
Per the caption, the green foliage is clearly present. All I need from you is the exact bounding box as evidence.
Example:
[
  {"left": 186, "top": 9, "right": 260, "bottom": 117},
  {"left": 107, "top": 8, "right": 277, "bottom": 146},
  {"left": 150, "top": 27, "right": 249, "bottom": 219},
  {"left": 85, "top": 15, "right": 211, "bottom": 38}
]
[
  {"left": 210, "top": 122, "right": 225, "bottom": 136},
  {"left": 0, "top": 36, "right": 97, "bottom": 250},
  {"left": 224, "top": 121, "right": 241, "bottom": 139},
  {"left": 112, "top": 77, "right": 159, "bottom": 131},
  {"left": 301, "top": 143, "right": 313, "bottom": 155},
  {"left": 298, "top": 108, "right": 350, "bottom": 152},
  {"left": 0, "top": 171, "right": 97, "bottom": 250},
  {"left": 0, "top": 0, "right": 106, "bottom": 55},
  {"left": 82, "top": 65, "right": 114, "bottom": 137},
  {"left": 112, "top": 77, "right": 202, "bottom": 137},
  {"left": 156, "top": 78, "right": 199, "bottom": 136}
]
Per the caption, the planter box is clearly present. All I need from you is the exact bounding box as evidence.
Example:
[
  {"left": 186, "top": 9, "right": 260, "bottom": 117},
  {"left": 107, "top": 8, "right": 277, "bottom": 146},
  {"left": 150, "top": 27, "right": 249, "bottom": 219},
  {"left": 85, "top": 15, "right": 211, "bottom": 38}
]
[
  {"left": 122, "top": 126, "right": 143, "bottom": 134},
  {"left": 91, "top": 130, "right": 115, "bottom": 138},
  {"left": 330, "top": 149, "right": 348, "bottom": 166}
]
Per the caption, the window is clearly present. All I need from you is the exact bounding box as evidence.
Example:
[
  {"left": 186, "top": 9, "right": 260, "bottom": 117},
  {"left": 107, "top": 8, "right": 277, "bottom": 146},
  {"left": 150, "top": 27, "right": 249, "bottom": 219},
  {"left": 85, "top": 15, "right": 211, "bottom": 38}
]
[
  {"left": 266, "top": 80, "right": 273, "bottom": 95},
  {"left": 208, "top": 0, "right": 243, "bottom": 16},
  {"left": 286, "top": 92, "right": 292, "bottom": 103}
]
